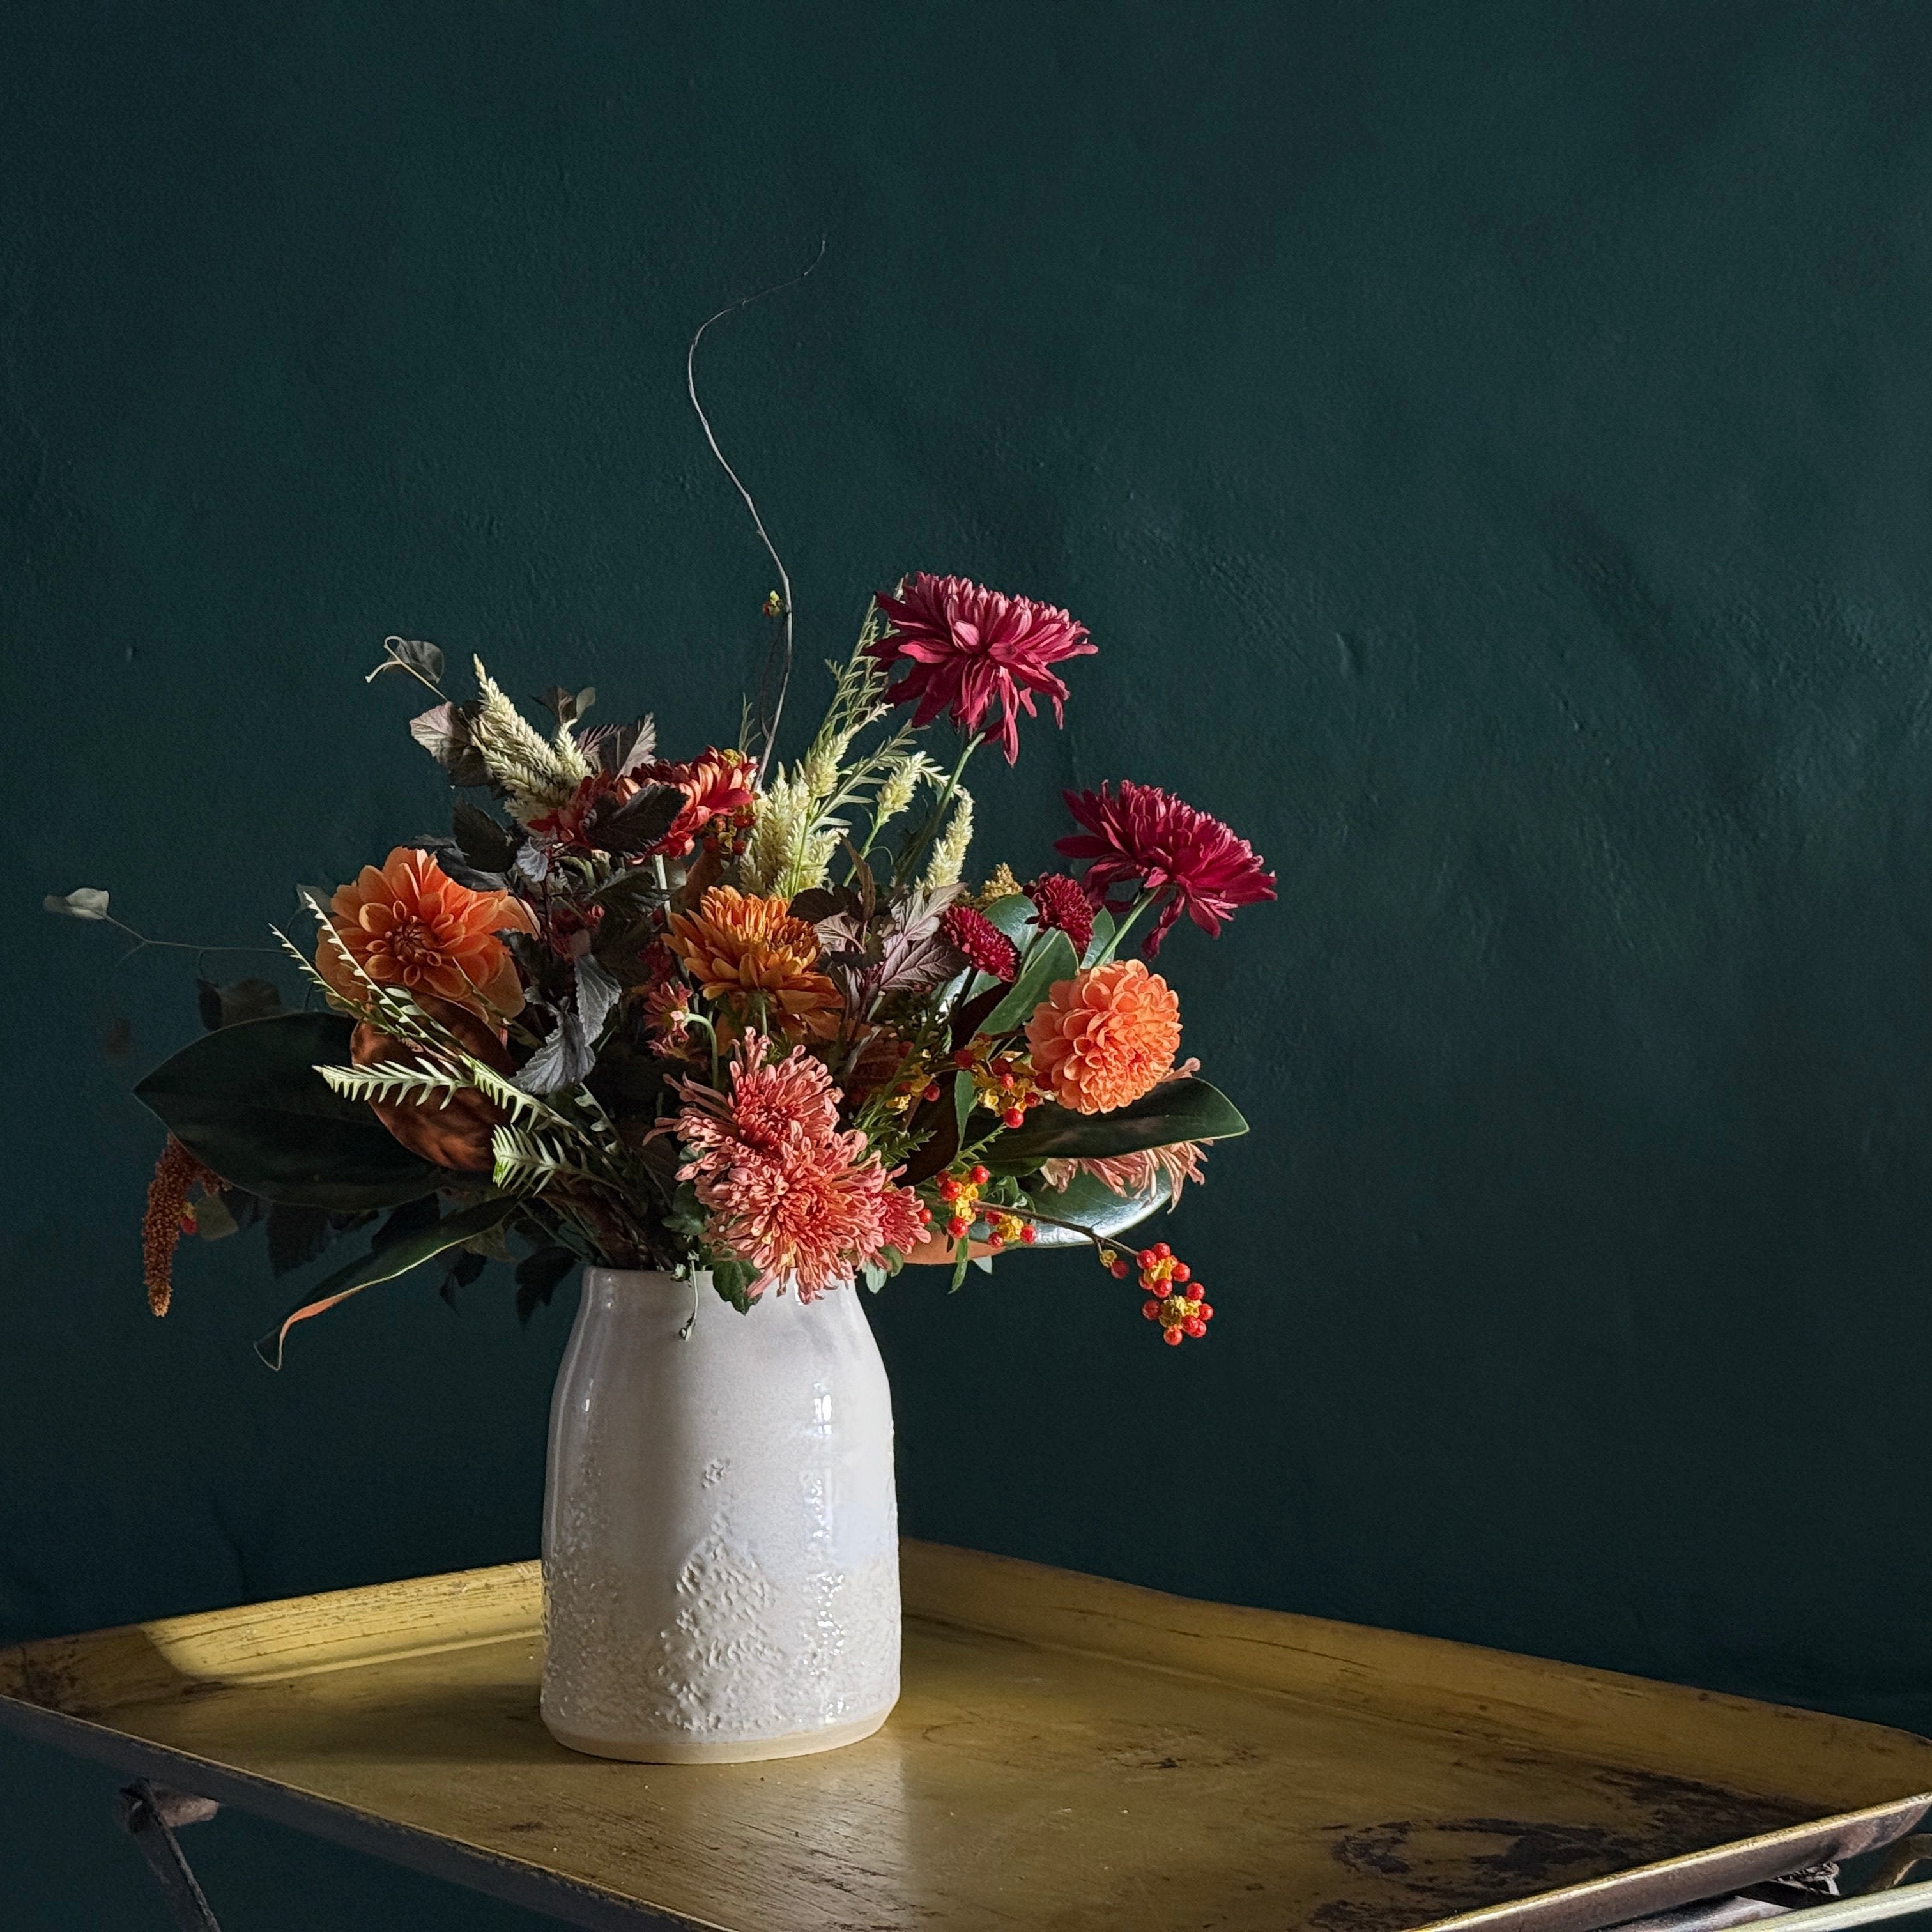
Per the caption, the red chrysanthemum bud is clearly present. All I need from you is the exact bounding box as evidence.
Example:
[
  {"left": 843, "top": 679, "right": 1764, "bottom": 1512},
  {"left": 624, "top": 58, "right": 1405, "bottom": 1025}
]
[
  {"left": 1025, "top": 873, "right": 1096, "bottom": 954},
  {"left": 940, "top": 904, "right": 1020, "bottom": 982}
]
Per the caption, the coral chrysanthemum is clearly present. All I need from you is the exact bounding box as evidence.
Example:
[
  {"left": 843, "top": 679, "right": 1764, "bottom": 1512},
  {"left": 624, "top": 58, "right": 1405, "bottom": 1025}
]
[
  {"left": 940, "top": 903, "right": 1019, "bottom": 981},
  {"left": 673, "top": 1033, "right": 929, "bottom": 1298},
  {"left": 1057, "top": 781, "right": 1276, "bottom": 956},
  {"left": 870, "top": 573, "right": 1096, "bottom": 763},
  {"left": 1024, "top": 959, "right": 1183, "bottom": 1114},
  {"left": 1025, "top": 873, "right": 1096, "bottom": 954},
  {"left": 664, "top": 886, "right": 840, "bottom": 1038},
  {"left": 316, "top": 847, "right": 537, "bottom": 1019}
]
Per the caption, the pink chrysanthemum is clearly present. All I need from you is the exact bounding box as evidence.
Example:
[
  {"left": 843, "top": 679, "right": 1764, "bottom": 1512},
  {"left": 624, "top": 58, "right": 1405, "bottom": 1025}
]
[
  {"left": 1025, "top": 873, "right": 1096, "bottom": 954},
  {"left": 1057, "top": 781, "right": 1276, "bottom": 956},
  {"left": 673, "top": 1034, "right": 928, "bottom": 1300},
  {"left": 870, "top": 573, "right": 1096, "bottom": 763},
  {"left": 940, "top": 904, "right": 1019, "bottom": 981}
]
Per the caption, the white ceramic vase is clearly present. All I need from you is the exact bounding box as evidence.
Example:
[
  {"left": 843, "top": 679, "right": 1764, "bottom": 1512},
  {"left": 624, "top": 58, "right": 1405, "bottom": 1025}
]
[{"left": 540, "top": 1268, "right": 901, "bottom": 1763}]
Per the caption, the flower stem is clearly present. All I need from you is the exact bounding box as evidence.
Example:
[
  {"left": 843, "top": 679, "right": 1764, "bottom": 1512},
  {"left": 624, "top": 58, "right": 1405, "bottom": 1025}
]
[
  {"left": 1091, "top": 888, "right": 1159, "bottom": 965},
  {"left": 894, "top": 732, "right": 981, "bottom": 885}
]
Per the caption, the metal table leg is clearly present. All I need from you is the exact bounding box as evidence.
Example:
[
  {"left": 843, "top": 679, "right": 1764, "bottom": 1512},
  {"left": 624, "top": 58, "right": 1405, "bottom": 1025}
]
[{"left": 116, "top": 1779, "right": 223, "bottom": 1931}]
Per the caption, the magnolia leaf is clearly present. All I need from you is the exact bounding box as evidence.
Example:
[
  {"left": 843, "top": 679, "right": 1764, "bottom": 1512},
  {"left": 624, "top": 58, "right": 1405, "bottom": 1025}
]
[
  {"left": 514, "top": 1245, "right": 579, "bottom": 1324},
  {"left": 256, "top": 1195, "right": 518, "bottom": 1369},
  {"left": 589, "top": 783, "right": 684, "bottom": 857},
  {"left": 367, "top": 636, "right": 446, "bottom": 685},
  {"left": 44, "top": 887, "right": 111, "bottom": 920},
  {"left": 981, "top": 929, "right": 1077, "bottom": 1035},
  {"left": 984, "top": 1077, "right": 1249, "bottom": 1174},
  {"left": 1019, "top": 1170, "right": 1170, "bottom": 1248},
  {"left": 135, "top": 1012, "right": 441, "bottom": 1208}
]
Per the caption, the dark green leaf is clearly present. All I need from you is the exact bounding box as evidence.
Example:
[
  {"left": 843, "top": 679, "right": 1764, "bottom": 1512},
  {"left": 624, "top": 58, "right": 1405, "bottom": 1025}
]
[
  {"left": 266, "top": 1202, "right": 334, "bottom": 1276},
  {"left": 256, "top": 1195, "right": 516, "bottom": 1368},
  {"left": 590, "top": 783, "right": 684, "bottom": 856},
  {"left": 1018, "top": 1169, "right": 1170, "bottom": 1248},
  {"left": 514, "top": 1245, "right": 579, "bottom": 1325},
  {"left": 135, "top": 1012, "right": 441, "bottom": 1209},
  {"left": 202, "top": 977, "right": 282, "bottom": 1029},
  {"left": 981, "top": 929, "right": 1077, "bottom": 1035},
  {"left": 452, "top": 802, "right": 518, "bottom": 873},
  {"left": 952, "top": 1070, "right": 977, "bottom": 1137},
  {"left": 367, "top": 636, "right": 445, "bottom": 685},
  {"left": 984, "top": 1077, "right": 1249, "bottom": 1174},
  {"left": 374, "top": 1194, "right": 442, "bottom": 1251},
  {"left": 709, "top": 1259, "right": 755, "bottom": 1314}
]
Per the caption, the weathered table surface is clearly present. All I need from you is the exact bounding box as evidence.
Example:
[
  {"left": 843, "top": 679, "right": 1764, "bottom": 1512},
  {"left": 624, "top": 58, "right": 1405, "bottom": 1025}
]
[{"left": 3, "top": 1540, "right": 1929, "bottom": 1932}]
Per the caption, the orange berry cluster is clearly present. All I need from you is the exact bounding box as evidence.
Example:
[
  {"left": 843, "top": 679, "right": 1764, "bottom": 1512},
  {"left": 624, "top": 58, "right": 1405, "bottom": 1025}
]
[
  {"left": 951, "top": 1037, "right": 1045, "bottom": 1131},
  {"left": 933, "top": 1163, "right": 1038, "bottom": 1251},
  {"left": 1100, "top": 1240, "right": 1213, "bottom": 1346},
  {"left": 702, "top": 802, "right": 758, "bottom": 862}
]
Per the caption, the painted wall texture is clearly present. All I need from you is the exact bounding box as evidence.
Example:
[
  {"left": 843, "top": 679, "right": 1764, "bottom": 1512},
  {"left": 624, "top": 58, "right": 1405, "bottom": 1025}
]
[{"left": 6, "top": 1, "right": 1932, "bottom": 1923}]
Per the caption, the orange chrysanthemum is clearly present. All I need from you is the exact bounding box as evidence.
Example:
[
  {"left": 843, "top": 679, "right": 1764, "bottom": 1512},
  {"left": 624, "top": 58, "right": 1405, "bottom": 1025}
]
[
  {"left": 316, "top": 847, "right": 538, "bottom": 1020},
  {"left": 1024, "top": 958, "right": 1183, "bottom": 1115},
  {"left": 664, "top": 886, "right": 841, "bottom": 1038}
]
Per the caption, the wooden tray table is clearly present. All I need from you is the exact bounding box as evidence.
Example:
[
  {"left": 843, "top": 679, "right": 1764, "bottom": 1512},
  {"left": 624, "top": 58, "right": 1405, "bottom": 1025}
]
[{"left": 4, "top": 1541, "right": 1932, "bottom": 1932}]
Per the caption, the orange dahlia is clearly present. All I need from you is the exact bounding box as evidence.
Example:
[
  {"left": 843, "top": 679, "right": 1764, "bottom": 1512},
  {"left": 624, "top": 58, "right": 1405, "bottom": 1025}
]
[
  {"left": 316, "top": 847, "right": 537, "bottom": 1020},
  {"left": 664, "top": 886, "right": 841, "bottom": 1038},
  {"left": 1024, "top": 958, "right": 1182, "bottom": 1115}
]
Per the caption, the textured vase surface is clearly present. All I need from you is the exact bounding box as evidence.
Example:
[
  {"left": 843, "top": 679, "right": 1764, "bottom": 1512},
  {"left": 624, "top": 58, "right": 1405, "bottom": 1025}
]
[{"left": 540, "top": 1268, "right": 901, "bottom": 1763}]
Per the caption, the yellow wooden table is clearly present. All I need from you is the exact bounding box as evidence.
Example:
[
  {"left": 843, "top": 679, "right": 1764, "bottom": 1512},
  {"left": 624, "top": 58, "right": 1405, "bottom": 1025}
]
[{"left": 4, "top": 1541, "right": 1931, "bottom": 1932}]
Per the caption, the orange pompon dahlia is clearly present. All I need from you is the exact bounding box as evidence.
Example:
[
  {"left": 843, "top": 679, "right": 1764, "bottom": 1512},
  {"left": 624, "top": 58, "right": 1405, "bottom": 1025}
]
[
  {"left": 316, "top": 847, "right": 537, "bottom": 1021},
  {"left": 664, "top": 886, "right": 841, "bottom": 1038},
  {"left": 1024, "top": 958, "right": 1183, "bottom": 1115}
]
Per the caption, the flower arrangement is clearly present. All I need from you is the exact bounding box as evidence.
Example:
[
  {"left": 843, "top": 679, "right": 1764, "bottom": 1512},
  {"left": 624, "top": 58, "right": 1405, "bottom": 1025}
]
[{"left": 72, "top": 575, "right": 1272, "bottom": 1364}]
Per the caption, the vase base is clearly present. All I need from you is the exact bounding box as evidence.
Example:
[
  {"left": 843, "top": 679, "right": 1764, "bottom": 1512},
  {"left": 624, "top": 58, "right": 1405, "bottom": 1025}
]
[{"left": 542, "top": 1701, "right": 894, "bottom": 1765}]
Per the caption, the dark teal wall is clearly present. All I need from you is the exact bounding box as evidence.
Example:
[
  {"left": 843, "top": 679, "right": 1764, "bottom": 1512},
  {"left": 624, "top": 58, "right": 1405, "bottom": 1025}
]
[{"left": 8, "top": 1, "right": 1932, "bottom": 1923}]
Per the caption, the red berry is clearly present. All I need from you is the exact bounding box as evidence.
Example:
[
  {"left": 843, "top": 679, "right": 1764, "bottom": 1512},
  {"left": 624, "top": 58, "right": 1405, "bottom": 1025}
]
[
  {"left": 1197, "top": 1303, "right": 1213, "bottom": 1320},
  {"left": 1171, "top": 1262, "right": 1190, "bottom": 1282},
  {"left": 1154, "top": 1242, "right": 1171, "bottom": 1259},
  {"left": 1002, "top": 1108, "right": 1025, "bottom": 1128},
  {"left": 1137, "top": 1248, "right": 1156, "bottom": 1266},
  {"left": 953, "top": 1047, "right": 976, "bottom": 1069},
  {"left": 1183, "top": 1316, "right": 1206, "bottom": 1338},
  {"left": 987, "top": 1235, "right": 1005, "bottom": 1252},
  {"left": 1142, "top": 1299, "right": 1160, "bottom": 1319},
  {"left": 923, "top": 1082, "right": 942, "bottom": 1102},
  {"left": 1162, "top": 1327, "right": 1183, "bottom": 1346},
  {"left": 947, "top": 1216, "right": 969, "bottom": 1239},
  {"left": 1019, "top": 1224, "right": 1038, "bottom": 1245},
  {"left": 1110, "top": 1259, "right": 1130, "bottom": 1278},
  {"left": 970, "top": 1165, "right": 989, "bottom": 1186}
]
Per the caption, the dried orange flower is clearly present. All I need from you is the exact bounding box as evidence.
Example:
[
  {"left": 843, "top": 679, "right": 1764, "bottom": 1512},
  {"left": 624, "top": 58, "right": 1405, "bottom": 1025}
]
[
  {"left": 664, "top": 887, "right": 841, "bottom": 1038},
  {"left": 1024, "top": 958, "right": 1182, "bottom": 1115},
  {"left": 316, "top": 847, "right": 537, "bottom": 1020}
]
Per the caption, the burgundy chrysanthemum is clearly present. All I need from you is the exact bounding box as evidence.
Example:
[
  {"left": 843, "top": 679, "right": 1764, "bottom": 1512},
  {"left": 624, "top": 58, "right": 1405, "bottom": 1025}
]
[
  {"left": 1057, "top": 781, "right": 1276, "bottom": 956},
  {"left": 940, "top": 903, "right": 1020, "bottom": 981},
  {"left": 869, "top": 573, "right": 1096, "bottom": 763},
  {"left": 1025, "top": 873, "right": 1096, "bottom": 955}
]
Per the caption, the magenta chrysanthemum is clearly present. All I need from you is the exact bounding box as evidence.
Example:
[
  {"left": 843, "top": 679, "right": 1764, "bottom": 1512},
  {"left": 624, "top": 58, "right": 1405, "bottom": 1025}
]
[
  {"left": 672, "top": 1033, "right": 928, "bottom": 1299},
  {"left": 940, "top": 904, "right": 1019, "bottom": 981},
  {"left": 870, "top": 572, "right": 1096, "bottom": 763},
  {"left": 1025, "top": 873, "right": 1096, "bottom": 954},
  {"left": 1057, "top": 781, "right": 1276, "bottom": 956}
]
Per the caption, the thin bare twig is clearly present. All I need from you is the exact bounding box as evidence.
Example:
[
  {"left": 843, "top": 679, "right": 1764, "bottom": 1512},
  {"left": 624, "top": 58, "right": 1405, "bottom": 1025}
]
[{"left": 686, "top": 236, "right": 829, "bottom": 784}]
